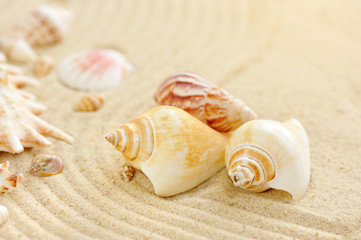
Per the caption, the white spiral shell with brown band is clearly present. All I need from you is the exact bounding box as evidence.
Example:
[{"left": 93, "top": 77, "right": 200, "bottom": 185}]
[{"left": 225, "top": 119, "right": 310, "bottom": 200}]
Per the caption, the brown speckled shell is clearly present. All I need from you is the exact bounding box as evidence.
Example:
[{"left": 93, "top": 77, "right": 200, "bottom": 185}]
[{"left": 75, "top": 96, "right": 104, "bottom": 112}]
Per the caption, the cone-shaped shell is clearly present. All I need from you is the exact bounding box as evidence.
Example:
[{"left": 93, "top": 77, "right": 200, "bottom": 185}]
[
  {"left": 154, "top": 72, "right": 257, "bottom": 132},
  {"left": 0, "top": 38, "right": 37, "bottom": 63},
  {"left": 75, "top": 95, "right": 103, "bottom": 112},
  {"left": 105, "top": 106, "right": 228, "bottom": 196},
  {"left": 0, "top": 161, "right": 24, "bottom": 194},
  {"left": 33, "top": 55, "right": 54, "bottom": 77},
  {"left": 4, "top": 5, "right": 72, "bottom": 46},
  {"left": 225, "top": 119, "right": 310, "bottom": 200}
]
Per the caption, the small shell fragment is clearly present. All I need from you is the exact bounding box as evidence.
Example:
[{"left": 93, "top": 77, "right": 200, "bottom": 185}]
[
  {"left": 30, "top": 153, "right": 63, "bottom": 177},
  {"left": 0, "top": 52, "right": 6, "bottom": 63},
  {"left": 0, "top": 161, "right": 24, "bottom": 193},
  {"left": 75, "top": 95, "right": 104, "bottom": 112},
  {"left": 33, "top": 55, "right": 55, "bottom": 77},
  {"left": 120, "top": 165, "right": 135, "bottom": 182},
  {"left": 57, "top": 49, "right": 135, "bottom": 91},
  {"left": 0, "top": 205, "right": 9, "bottom": 226}
]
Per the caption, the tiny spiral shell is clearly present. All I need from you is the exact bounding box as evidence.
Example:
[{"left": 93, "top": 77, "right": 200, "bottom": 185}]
[
  {"left": 33, "top": 55, "right": 54, "bottom": 77},
  {"left": 0, "top": 205, "right": 9, "bottom": 226},
  {"left": 75, "top": 95, "right": 104, "bottom": 112},
  {"left": 30, "top": 153, "right": 63, "bottom": 177},
  {"left": 154, "top": 72, "right": 257, "bottom": 132},
  {"left": 120, "top": 165, "right": 135, "bottom": 182}
]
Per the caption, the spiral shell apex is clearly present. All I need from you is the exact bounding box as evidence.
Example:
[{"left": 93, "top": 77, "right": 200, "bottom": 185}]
[
  {"left": 106, "top": 106, "right": 228, "bottom": 196},
  {"left": 154, "top": 72, "right": 257, "bottom": 132},
  {"left": 225, "top": 119, "right": 310, "bottom": 200}
]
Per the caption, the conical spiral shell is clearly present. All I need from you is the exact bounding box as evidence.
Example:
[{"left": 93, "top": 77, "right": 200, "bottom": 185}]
[
  {"left": 225, "top": 119, "right": 310, "bottom": 200},
  {"left": 33, "top": 55, "right": 54, "bottom": 77},
  {"left": 0, "top": 37, "right": 37, "bottom": 63},
  {"left": 154, "top": 72, "right": 257, "bottom": 132},
  {"left": 4, "top": 5, "right": 72, "bottom": 46},
  {"left": 105, "top": 106, "right": 228, "bottom": 196},
  {"left": 75, "top": 96, "right": 104, "bottom": 112}
]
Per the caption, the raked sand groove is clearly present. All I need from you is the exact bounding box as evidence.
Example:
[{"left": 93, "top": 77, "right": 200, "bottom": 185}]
[{"left": 0, "top": 0, "right": 361, "bottom": 239}]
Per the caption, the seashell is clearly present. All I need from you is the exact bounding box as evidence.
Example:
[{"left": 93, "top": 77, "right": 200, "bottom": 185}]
[
  {"left": 0, "top": 69, "right": 73, "bottom": 153},
  {"left": 30, "top": 153, "right": 63, "bottom": 177},
  {"left": 105, "top": 106, "right": 228, "bottom": 197},
  {"left": 0, "top": 205, "right": 9, "bottom": 226},
  {"left": 75, "top": 95, "right": 104, "bottom": 112},
  {"left": 154, "top": 72, "right": 257, "bottom": 132},
  {"left": 225, "top": 119, "right": 310, "bottom": 200},
  {"left": 0, "top": 63, "right": 39, "bottom": 88},
  {"left": 3, "top": 5, "right": 72, "bottom": 46},
  {"left": 8, "top": 74, "right": 40, "bottom": 88},
  {"left": 33, "top": 55, "right": 55, "bottom": 78},
  {"left": 57, "top": 49, "right": 135, "bottom": 91},
  {"left": 120, "top": 165, "right": 135, "bottom": 182},
  {"left": 0, "top": 37, "right": 37, "bottom": 63},
  {"left": 0, "top": 52, "right": 7, "bottom": 63},
  {"left": 0, "top": 161, "right": 24, "bottom": 194},
  {"left": 0, "top": 63, "right": 23, "bottom": 75}
]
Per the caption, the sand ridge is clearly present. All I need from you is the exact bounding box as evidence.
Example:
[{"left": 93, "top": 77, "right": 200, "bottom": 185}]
[{"left": 0, "top": 0, "right": 360, "bottom": 239}]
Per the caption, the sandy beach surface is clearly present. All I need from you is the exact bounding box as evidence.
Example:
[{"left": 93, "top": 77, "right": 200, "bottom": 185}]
[{"left": 0, "top": 0, "right": 360, "bottom": 239}]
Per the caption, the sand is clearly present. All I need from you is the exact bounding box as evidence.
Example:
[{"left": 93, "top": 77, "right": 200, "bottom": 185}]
[{"left": 0, "top": 0, "right": 360, "bottom": 239}]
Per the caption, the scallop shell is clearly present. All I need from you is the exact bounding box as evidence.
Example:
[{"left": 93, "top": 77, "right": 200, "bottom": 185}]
[
  {"left": 154, "top": 72, "right": 257, "bottom": 132},
  {"left": 0, "top": 37, "right": 37, "bottom": 63},
  {"left": 225, "top": 119, "right": 310, "bottom": 200},
  {"left": 105, "top": 106, "right": 228, "bottom": 197},
  {"left": 75, "top": 95, "right": 104, "bottom": 112},
  {"left": 0, "top": 69, "right": 73, "bottom": 153},
  {"left": 0, "top": 161, "right": 24, "bottom": 194},
  {"left": 4, "top": 5, "right": 72, "bottom": 46},
  {"left": 30, "top": 153, "right": 63, "bottom": 177},
  {"left": 57, "top": 49, "right": 135, "bottom": 91},
  {"left": 0, "top": 205, "right": 9, "bottom": 226},
  {"left": 33, "top": 55, "right": 55, "bottom": 78}
]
